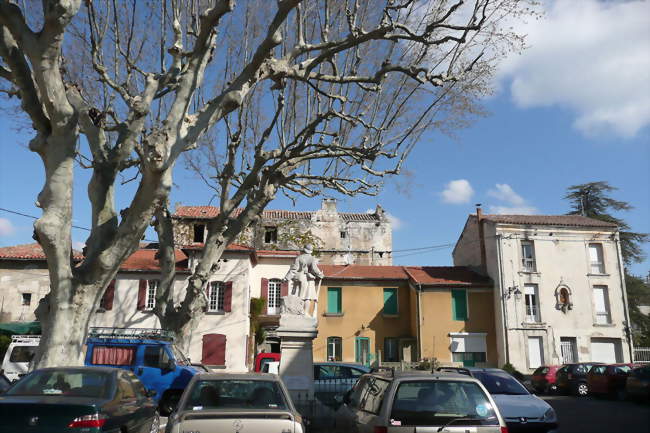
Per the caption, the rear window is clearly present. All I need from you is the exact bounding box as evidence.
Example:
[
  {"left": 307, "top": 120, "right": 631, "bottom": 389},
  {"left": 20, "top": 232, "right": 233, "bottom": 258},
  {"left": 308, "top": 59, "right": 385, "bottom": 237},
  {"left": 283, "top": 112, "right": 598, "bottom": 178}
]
[
  {"left": 614, "top": 366, "right": 631, "bottom": 374},
  {"left": 182, "top": 380, "right": 288, "bottom": 411},
  {"left": 471, "top": 371, "right": 529, "bottom": 395},
  {"left": 390, "top": 380, "right": 499, "bottom": 427},
  {"left": 91, "top": 346, "right": 136, "bottom": 366},
  {"left": 6, "top": 369, "right": 112, "bottom": 398},
  {"left": 9, "top": 346, "right": 37, "bottom": 363}
]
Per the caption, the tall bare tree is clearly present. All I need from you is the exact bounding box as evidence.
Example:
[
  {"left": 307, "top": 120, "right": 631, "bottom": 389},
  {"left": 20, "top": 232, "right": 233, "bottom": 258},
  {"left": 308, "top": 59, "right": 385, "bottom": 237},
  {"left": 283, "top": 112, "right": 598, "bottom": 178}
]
[{"left": 0, "top": 0, "right": 533, "bottom": 367}]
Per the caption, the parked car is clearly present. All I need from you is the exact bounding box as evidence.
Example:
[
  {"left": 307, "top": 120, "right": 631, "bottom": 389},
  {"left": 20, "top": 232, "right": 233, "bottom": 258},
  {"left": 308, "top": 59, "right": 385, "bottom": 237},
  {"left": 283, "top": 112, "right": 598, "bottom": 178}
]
[
  {"left": 0, "top": 335, "right": 40, "bottom": 382},
  {"left": 334, "top": 369, "right": 507, "bottom": 433},
  {"left": 0, "top": 366, "right": 159, "bottom": 433},
  {"left": 438, "top": 367, "right": 558, "bottom": 433},
  {"left": 555, "top": 362, "right": 603, "bottom": 396},
  {"left": 625, "top": 365, "right": 650, "bottom": 401},
  {"left": 531, "top": 365, "right": 562, "bottom": 394},
  {"left": 85, "top": 327, "right": 201, "bottom": 415},
  {"left": 165, "top": 372, "right": 305, "bottom": 433},
  {"left": 313, "top": 362, "right": 370, "bottom": 407},
  {"left": 254, "top": 352, "right": 281, "bottom": 372},
  {"left": 587, "top": 363, "right": 638, "bottom": 399}
]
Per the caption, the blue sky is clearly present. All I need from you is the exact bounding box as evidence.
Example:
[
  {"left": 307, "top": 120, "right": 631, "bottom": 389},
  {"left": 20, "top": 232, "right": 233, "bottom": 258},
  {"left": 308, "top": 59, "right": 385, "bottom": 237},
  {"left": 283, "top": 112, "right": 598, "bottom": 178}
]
[{"left": 0, "top": 0, "right": 648, "bottom": 276}]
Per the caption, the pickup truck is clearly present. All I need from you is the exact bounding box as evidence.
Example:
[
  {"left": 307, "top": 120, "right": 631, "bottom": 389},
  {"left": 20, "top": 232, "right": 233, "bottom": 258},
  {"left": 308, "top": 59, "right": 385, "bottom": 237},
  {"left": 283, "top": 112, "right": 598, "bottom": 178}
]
[{"left": 84, "top": 327, "right": 202, "bottom": 415}]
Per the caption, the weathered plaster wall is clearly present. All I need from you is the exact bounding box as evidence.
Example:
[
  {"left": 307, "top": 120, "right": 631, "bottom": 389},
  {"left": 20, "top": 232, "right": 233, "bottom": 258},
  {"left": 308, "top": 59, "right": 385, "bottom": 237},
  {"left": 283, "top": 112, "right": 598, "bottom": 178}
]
[{"left": 0, "top": 262, "right": 49, "bottom": 322}]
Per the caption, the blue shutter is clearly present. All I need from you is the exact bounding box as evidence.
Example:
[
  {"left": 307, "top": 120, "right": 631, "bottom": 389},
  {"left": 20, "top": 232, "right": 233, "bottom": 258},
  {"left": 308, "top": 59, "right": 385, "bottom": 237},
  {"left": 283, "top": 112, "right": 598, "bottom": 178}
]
[
  {"left": 383, "top": 288, "right": 398, "bottom": 315},
  {"left": 452, "top": 289, "right": 468, "bottom": 321}
]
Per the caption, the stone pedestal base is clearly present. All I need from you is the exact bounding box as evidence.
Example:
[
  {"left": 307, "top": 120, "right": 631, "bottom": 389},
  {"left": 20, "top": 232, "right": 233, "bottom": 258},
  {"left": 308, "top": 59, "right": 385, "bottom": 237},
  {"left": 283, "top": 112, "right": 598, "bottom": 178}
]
[{"left": 277, "top": 314, "right": 318, "bottom": 399}]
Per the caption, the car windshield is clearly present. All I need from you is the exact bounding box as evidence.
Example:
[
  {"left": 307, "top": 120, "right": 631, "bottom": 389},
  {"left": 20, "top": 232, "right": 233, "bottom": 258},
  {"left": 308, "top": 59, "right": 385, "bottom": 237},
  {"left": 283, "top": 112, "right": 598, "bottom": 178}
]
[
  {"left": 6, "top": 369, "right": 112, "bottom": 399},
  {"left": 390, "top": 380, "right": 499, "bottom": 427},
  {"left": 471, "top": 371, "right": 529, "bottom": 395},
  {"left": 182, "top": 380, "right": 288, "bottom": 411},
  {"left": 9, "top": 346, "right": 37, "bottom": 363}
]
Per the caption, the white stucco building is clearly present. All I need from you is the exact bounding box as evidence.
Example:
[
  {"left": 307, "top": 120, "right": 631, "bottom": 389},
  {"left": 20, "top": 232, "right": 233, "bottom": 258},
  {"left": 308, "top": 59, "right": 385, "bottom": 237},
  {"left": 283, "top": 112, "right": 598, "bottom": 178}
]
[{"left": 453, "top": 208, "right": 633, "bottom": 372}]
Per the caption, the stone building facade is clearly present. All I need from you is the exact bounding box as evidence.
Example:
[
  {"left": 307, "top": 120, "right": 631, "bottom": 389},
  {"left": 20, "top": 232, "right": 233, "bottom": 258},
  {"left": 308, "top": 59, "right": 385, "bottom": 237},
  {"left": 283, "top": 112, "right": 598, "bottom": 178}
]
[
  {"left": 172, "top": 198, "right": 393, "bottom": 265},
  {"left": 453, "top": 208, "right": 633, "bottom": 372}
]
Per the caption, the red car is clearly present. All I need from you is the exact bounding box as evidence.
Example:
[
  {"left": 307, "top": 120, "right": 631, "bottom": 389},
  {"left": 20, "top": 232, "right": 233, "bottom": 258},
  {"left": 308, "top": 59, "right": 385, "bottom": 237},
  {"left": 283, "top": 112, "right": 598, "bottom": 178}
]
[
  {"left": 587, "top": 363, "right": 639, "bottom": 399},
  {"left": 531, "top": 365, "right": 562, "bottom": 394},
  {"left": 254, "top": 352, "right": 281, "bottom": 372}
]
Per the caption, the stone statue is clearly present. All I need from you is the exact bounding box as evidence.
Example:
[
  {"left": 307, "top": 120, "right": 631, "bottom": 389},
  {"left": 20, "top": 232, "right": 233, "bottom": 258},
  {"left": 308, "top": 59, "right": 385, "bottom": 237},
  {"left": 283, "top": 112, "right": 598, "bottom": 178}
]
[{"left": 283, "top": 244, "right": 324, "bottom": 317}]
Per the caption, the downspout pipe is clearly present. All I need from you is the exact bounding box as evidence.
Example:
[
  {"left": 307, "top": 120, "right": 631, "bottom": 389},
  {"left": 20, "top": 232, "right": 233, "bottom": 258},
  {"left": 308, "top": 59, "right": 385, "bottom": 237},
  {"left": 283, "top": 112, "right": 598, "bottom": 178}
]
[
  {"left": 614, "top": 234, "right": 635, "bottom": 362},
  {"left": 417, "top": 282, "right": 423, "bottom": 361},
  {"left": 496, "top": 234, "right": 510, "bottom": 365}
]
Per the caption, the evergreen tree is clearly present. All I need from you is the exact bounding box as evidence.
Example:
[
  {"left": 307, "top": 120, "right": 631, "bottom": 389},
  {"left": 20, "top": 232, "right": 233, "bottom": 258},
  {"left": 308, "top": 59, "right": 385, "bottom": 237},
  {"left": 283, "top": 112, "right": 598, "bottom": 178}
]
[{"left": 565, "top": 181, "right": 648, "bottom": 266}]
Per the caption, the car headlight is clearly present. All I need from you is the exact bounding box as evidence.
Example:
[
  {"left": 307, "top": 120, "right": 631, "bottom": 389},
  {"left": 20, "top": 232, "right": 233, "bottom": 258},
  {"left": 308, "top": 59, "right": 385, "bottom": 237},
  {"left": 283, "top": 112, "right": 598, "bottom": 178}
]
[{"left": 541, "top": 408, "right": 557, "bottom": 423}]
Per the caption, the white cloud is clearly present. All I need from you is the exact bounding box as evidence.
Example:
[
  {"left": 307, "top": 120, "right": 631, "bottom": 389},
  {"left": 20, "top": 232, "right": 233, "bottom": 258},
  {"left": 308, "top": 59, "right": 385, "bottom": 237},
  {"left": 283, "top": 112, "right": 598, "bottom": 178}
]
[
  {"left": 0, "top": 218, "right": 15, "bottom": 237},
  {"left": 487, "top": 183, "right": 537, "bottom": 215},
  {"left": 489, "top": 205, "right": 538, "bottom": 215},
  {"left": 441, "top": 179, "right": 474, "bottom": 204},
  {"left": 72, "top": 241, "right": 86, "bottom": 251},
  {"left": 498, "top": 0, "right": 650, "bottom": 138},
  {"left": 487, "top": 184, "right": 526, "bottom": 206},
  {"left": 386, "top": 213, "right": 404, "bottom": 230}
]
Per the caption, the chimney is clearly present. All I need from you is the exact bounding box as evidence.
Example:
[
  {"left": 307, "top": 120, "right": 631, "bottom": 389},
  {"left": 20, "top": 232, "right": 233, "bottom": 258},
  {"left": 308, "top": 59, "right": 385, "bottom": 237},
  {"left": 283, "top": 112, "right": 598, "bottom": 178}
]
[
  {"left": 321, "top": 198, "right": 337, "bottom": 213},
  {"left": 476, "top": 204, "right": 487, "bottom": 273}
]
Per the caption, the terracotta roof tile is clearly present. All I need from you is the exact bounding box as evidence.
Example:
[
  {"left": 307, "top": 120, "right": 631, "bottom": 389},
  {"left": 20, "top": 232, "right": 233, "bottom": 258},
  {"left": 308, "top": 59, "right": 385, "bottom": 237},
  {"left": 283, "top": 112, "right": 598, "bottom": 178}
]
[
  {"left": 404, "top": 266, "right": 491, "bottom": 287},
  {"left": 120, "top": 249, "right": 189, "bottom": 271},
  {"left": 320, "top": 265, "right": 410, "bottom": 280},
  {"left": 0, "top": 243, "right": 83, "bottom": 260},
  {"left": 255, "top": 250, "right": 300, "bottom": 257},
  {"left": 476, "top": 214, "right": 617, "bottom": 228},
  {"left": 173, "top": 206, "right": 380, "bottom": 222}
]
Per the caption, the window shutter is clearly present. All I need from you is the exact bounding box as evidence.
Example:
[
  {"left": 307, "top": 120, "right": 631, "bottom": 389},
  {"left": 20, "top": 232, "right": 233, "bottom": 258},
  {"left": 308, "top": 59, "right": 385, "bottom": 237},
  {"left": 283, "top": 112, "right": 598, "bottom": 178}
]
[
  {"left": 452, "top": 289, "right": 468, "bottom": 321},
  {"left": 261, "top": 278, "right": 269, "bottom": 314},
  {"left": 101, "top": 279, "right": 116, "bottom": 310},
  {"left": 202, "top": 333, "right": 227, "bottom": 365},
  {"left": 280, "top": 280, "right": 289, "bottom": 297},
  {"left": 137, "top": 280, "right": 147, "bottom": 310},
  {"left": 224, "top": 281, "right": 233, "bottom": 312}
]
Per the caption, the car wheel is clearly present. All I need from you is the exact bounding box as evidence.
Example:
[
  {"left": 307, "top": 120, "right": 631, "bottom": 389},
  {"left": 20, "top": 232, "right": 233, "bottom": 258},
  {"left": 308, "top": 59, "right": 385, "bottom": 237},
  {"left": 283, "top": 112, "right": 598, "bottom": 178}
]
[
  {"left": 148, "top": 411, "right": 160, "bottom": 433},
  {"left": 576, "top": 382, "right": 588, "bottom": 397}
]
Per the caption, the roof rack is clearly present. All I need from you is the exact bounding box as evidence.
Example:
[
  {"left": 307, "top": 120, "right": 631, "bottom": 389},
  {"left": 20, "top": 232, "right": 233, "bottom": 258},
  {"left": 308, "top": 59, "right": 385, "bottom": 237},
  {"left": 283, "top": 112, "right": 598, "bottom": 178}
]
[
  {"left": 435, "top": 366, "right": 471, "bottom": 376},
  {"left": 370, "top": 366, "right": 395, "bottom": 377},
  {"left": 88, "top": 327, "right": 174, "bottom": 342}
]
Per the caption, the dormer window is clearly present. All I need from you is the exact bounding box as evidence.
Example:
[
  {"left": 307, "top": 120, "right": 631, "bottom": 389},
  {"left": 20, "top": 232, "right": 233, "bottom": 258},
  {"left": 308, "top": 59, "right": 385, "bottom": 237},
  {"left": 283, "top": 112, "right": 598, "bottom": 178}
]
[
  {"left": 193, "top": 224, "right": 206, "bottom": 243},
  {"left": 264, "top": 227, "right": 278, "bottom": 244}
]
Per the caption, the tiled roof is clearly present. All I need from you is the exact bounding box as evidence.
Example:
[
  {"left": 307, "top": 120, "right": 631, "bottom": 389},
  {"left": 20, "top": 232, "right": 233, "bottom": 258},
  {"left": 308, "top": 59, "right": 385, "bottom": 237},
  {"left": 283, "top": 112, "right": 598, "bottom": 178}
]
[
  {"left": 321, "top": 264, "right": 409, "bottom": 280},
  {"left": 179, "top": 243, "right": 252, "bottom": 252},
  {"left": 476, "top": 214, "right": 617, "bottom": 228},
  {"left": 404, "top": 266, "right": 491, "bottom": 287},
  {"left": 255, "top": 250, "right": 300, "bottom": 258},
  {"left": 173, "top": 206, "right": 380, "bottom": 222},
  {"left": 0, "top": 243, "right": 83, "bottom": 260},
  {"left": 121, "top": 248, "right": 189, "bottom": 271}
]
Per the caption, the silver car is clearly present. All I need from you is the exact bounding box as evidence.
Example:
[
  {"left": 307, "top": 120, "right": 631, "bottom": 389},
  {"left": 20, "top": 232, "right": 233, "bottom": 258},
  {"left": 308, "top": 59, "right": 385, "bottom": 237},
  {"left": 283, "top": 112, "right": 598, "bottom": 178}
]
[
  {"left": 165, "top": 372, "right": 305, "bottom": 433},
  {"left": 334, "top": 370, "right": 507, "bottom": 433}
]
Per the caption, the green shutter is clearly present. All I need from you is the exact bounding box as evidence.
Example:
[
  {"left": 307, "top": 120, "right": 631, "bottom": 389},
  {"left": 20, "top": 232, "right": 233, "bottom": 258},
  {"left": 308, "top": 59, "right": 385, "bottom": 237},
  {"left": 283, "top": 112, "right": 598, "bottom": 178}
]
[
  {"left": 383, "top": 288, "right": 398, "bottom": 315},
  {"left": 327, "top": 288, "right": 341, "bottom": 314},
  {"left": 452, "top": 289, "right": 468, "bottom": 321}
]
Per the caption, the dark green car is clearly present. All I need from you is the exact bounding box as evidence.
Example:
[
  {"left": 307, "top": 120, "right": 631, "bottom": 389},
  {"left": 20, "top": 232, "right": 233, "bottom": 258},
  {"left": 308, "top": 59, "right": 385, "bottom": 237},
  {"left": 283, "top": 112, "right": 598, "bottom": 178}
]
[{"left": 0, "top": 367, "right": 159, "bottom": 433}]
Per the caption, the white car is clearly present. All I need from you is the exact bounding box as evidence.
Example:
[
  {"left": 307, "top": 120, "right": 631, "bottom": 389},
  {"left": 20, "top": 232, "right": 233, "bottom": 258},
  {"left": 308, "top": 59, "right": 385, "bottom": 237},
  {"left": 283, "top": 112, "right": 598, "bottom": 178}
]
[
  {"left": 165, "top": 372, "right": 305, "bottom": 433},
  {"left": 1, "top": 335, "right": 40, "bottom": 382}
]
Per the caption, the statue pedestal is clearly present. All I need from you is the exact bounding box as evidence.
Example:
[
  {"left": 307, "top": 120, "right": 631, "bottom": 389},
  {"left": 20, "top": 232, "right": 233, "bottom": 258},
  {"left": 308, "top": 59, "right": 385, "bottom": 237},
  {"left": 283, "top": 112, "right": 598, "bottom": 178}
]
[{"left": 277, "top": 314, "right": 318, "bottom": 399}]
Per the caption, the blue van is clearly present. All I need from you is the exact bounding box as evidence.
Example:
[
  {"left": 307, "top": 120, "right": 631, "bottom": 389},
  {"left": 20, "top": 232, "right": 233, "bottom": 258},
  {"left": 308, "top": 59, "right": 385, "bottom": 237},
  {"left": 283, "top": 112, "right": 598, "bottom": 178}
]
[{"left": 85, "top": 327, "right": 201, "bottom": 415}]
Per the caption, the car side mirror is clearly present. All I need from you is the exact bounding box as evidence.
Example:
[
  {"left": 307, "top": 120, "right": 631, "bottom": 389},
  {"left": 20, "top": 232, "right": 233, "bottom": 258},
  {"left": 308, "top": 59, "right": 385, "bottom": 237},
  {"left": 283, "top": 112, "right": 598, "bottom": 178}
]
[{"left": 164, "top": 359, "right": 176, "bottom": 371}]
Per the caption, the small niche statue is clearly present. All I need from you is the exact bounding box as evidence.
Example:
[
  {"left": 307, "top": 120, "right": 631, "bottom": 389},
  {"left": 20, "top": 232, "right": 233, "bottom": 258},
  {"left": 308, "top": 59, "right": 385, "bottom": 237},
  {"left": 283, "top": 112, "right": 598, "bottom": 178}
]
[{"left": 283, "top": 244, "right": 324, "bottom": 317}]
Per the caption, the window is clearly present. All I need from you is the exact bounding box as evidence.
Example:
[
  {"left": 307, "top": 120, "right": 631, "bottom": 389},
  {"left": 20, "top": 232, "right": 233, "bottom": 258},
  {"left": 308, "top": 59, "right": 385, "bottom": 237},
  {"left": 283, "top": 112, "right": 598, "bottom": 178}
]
[
  {"left": 593, "top": 285, "right": 611, "bottom": 324},
  {"left": 359, "top": 377, "right": 390, "bottom": 414},
  {"left": 521, "top": 241, "right": 536, "bottom": 271},
  {"left": 21, "top": 293, "right": 31, "bottom": 306},
  {"left": 267, "top": 279, "right": 282, "bottom": 315},
  {"left": 145, "top": 280, "right": 158, "bottom": 310},
  {"left": 327, "top": 336, "right": 342, "bottom": 361},
  {"left": 524, "top": 284, "right": 540, "bottom": 322},
  {"left": 527, "top": 336, "right": 544, "bottom": 369},
  {"left": 208, "top": 281, "right": 225, "bottom": 312},
  {"left": 340, "top": 231, "right": 347, "bottom": 239},
  {"left": 589, "top": 243, "right": 605, "bottom": 274},
  {"left": 327, "top": 287, "right": 342, "bottom": 314},
  {"left": 193, "top": 224, "right": 206, "bottom": 243},
  {"left": 264, "top": 227, "right": 277, "bottom": 243},
  {"left": 451, "top": 289, "right": 468, "bottom": 321},
  {"left": 383, "top": 337, "right": 399, "bottom": 362},
  {"left": 450, "top": 333, "right": 487, "bottom": 367},
  {"left": 383, "top": 288, "right": 398, "bottom": 315},
  {"left": 143, "top": 346, "right": 170, "bottom": 368},
  {"left": 9, "top": 346, "right": 36, "bottom": 363},
  {"left": 91, "top": 346, "right": 136, "bottom": 366}
]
